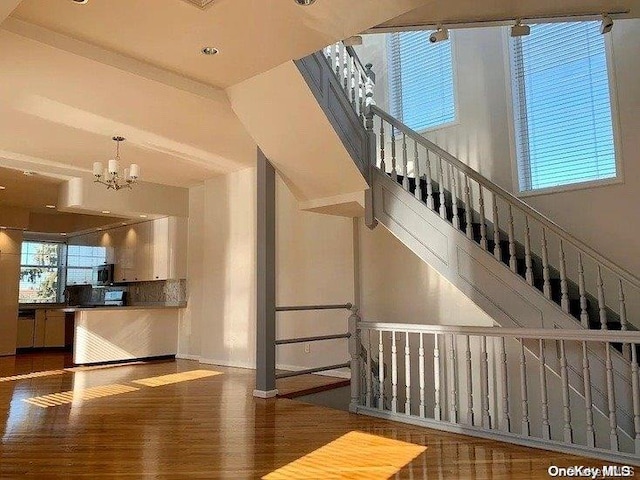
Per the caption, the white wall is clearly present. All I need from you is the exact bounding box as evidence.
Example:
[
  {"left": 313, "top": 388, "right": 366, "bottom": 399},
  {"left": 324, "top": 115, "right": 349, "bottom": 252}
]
[
  {"left": 357, "top": 219, "right": 494, "bottom": 327},
  {"left": 356, "top": 20, "right": 640, "bottom": 276},
  {"left": 178, "top": 167, "right": 355, "bottom": 372}
]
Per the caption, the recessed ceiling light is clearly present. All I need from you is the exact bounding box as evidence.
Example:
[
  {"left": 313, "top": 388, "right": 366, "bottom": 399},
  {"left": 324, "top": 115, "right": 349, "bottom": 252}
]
[
  {"left": 121, "top": 222, "right": 128, "bottom": 225},
  {"left": 71, "top": 0, "right": 89, "bottom": 4},
  {"left": 23, "top": 171, "right": 34, "bottom": 176},
  {"left": 102, "top": 210, "right": 111, "bottom": 214},
  {"left": 45, "top": 204, "right": 56, "bottom": 209},
  {"left": 97, "top": 228, "right": 103, "bottom": 231},
  {"left": 139, "top": 214, "right": 148, "bottom": 218},
  {"left": 61, "top": 233, "right": 67, "bottom": 236},
  {"left": 0, "top": 186, "right": 5, "bottom": 190},
  {"left": 294, "top": 0, "right": 316, "bottom": 5},
  {"left": 201, "top": 47, "right": 219, "bottom": 55}
]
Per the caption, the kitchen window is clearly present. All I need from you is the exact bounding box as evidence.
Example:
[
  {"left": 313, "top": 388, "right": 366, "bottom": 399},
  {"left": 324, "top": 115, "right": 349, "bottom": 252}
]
[
  {"left": 388, "top": 30, "right": 456, "bottom": 132},
  {"left": 66, "top": 245, "right": 107, "bottom": 285},
  {"left": 509, "top": 21, "right": 619, "bottom": 193},
  {"left": 19, "top": 241, "right": 65, "bottom": 304}
]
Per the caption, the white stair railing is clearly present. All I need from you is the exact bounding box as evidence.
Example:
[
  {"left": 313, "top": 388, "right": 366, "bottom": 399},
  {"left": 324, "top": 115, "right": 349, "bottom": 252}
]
[
  {"left": 366, "top": 106, "right": 640, "bottom": 333},
  {"left": 350, "top": 319, "right": 640, "bottom": 465}
]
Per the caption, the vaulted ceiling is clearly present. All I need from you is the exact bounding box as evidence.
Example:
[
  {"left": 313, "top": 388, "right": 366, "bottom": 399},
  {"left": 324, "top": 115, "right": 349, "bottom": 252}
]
[{"left": 0, "top": 0, "right": 637, "bottom": 204}]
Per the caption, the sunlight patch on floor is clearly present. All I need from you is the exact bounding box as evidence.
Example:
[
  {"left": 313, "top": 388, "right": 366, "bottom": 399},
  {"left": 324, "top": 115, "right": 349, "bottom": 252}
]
[
  {"left": 0, "top": 370, "right": 66, "bottom": 383},
  {"left": 131, "top": 369, "right": 222, "bottom": 387},
  {"left": 23, "top": 384, "right": 139, "bottom": 408},
  {"left": 262, "top": 431, "right": 427, "bottom": 479}
]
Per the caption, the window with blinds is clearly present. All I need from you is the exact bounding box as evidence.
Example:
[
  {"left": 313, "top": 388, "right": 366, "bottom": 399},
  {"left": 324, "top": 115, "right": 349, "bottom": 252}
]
[
  {"left": 387, "top": 31, "right": 456, "bottom": 132},
  {"left": 510, "top": 21, "right": 617, "bottom": 192}
]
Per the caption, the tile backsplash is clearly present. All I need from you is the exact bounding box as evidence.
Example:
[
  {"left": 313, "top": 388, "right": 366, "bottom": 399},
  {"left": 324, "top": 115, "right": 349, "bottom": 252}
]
[{"left": 66, "top": 279, "right": 187, "bottom": 306}]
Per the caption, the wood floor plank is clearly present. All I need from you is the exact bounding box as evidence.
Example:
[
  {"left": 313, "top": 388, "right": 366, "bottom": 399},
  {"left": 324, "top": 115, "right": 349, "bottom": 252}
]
[{"left": 0, "top": 353, "right": 627, "bottom": 479}]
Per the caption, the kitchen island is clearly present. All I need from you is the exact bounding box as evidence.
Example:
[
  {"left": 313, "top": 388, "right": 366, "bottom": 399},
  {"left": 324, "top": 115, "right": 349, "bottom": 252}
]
[{"left": 66, "top": 305, "right": 183, "bottom": 365}]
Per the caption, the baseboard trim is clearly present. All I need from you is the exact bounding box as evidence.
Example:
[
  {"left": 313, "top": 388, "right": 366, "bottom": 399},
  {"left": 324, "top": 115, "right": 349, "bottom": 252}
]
[
  {"left": 253, "top": 389, "right": 279, "bottom": 398},
  {"left": 198, "top": 357, "right": 256, "bottom": 370},
  {"left": 176, "top": 354, "right": 201, "bottom": 361}
]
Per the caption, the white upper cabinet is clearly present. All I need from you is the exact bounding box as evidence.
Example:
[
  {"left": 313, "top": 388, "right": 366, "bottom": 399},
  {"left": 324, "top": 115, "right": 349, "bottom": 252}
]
[{"left": 77, "top": 218, "right": 186, "bottom": 284}]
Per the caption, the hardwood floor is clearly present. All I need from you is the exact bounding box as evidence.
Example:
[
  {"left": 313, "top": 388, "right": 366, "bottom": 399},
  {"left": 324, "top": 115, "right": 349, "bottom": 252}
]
[{"left": 0, "top": 353, "right": 622, "bottom": 479}]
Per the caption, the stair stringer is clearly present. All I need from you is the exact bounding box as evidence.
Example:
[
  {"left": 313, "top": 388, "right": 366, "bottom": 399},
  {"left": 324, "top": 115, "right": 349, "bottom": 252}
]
[{"left": 371, "top": 168, "right": 636, "bottom": 441}]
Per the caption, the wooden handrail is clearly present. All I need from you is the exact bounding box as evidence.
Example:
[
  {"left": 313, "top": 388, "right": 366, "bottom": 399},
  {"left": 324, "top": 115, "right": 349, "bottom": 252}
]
[
  {"left": 358, "top": 321, "right": 640, "bottom": 343},
  {"left": 370, "top": 105, "right": 640, "bottom": 291},
  {"left": 276, "top": 303, "right": 353, "bottom": 312}
]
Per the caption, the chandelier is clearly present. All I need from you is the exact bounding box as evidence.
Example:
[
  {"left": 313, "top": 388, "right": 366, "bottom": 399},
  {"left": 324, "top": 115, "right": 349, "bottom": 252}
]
[{"left": 92, "top": 136, "right": 140, "bottom": 190}]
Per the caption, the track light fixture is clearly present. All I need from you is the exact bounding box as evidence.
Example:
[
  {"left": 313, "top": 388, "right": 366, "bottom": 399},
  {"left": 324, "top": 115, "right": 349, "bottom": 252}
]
[
  {"left": 510, "top": 19, "right": 530, "bottom": 37},
  {"left": 429, "top": 26, "right": 449, "bottom": 43},
  {"left": 600, "top": 14, "right": 613, "bottom": 34}
]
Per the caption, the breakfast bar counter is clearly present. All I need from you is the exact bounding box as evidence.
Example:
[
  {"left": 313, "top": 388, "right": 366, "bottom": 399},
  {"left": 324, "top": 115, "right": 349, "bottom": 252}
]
[{"left": 71, "top": 306, "right": 183, "bottom": 365}]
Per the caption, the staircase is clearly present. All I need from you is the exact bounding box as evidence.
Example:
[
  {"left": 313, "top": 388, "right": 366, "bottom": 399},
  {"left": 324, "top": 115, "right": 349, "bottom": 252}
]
[{"left": 297, "top": 41, "right": 640, "bottom": 464}]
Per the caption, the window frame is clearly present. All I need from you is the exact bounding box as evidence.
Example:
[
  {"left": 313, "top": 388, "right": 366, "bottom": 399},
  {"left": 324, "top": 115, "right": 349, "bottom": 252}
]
[
  {"left": 503, "top": 22, "right": 624, "bottom": 198},
  {"left": 387, "top": 29, "right": 460, "bottom": 135},
  {"left": 19, "top": 240, "right": 67, "bottom": 305},
  {"left": 66, "top": 244, "right": 108, "bottom": 286}
]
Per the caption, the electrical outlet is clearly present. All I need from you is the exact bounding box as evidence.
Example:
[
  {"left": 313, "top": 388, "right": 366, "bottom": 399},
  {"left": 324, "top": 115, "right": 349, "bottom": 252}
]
[{"left": 304, "top": 343, "right": 310, "bottom": 354}]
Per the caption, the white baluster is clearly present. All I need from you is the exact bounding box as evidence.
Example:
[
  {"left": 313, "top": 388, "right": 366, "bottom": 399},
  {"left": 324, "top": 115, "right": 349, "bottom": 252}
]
[
  {"left": 366, "top": 329, "right": 372, "bottom": 408},
  {"left": 391, "top": 331, "right": 398, "bottom": 413},
  {"left": 340, "top": 44, "right": 348, "bottom": 91},
  {"left": 519, "top": 339, "right": 530, "bottom": 436},
  {"left": 448, "top": 335, "right": 458, "bottom": 423},
  {"left": 559, "top": 340, "right": 573, "bottom": 443},
  {"left": 619, "top": 280, "right": 631, "bottom": 360},
  {"left": 605, "top": 342, "right": 619, "bottom": 451},
  {"left": 578, "top": 253, "right": 589, "bottom": 328},
  {"left": 478, "top": 186, "right": 487, "bottom": 251},
  {"left": 581, "top": 341, "right": 595, "bottom": 447},
  {"left": 434, "top": 333, "right": 441, "bottom": 421},
  {"left": 424, "top": 150, "right": 434, "bottom": 210},
  {"left": 332, "top": 43, "right": 339, "bottom": 76},
  {"left": 379, "top": 121, "right": 386, "bottom": 172},
  {"left": 631, "top": 344, "right": 640, "bottom": 455},
  {"left": 413, "top": 140, "right": 422, "bottom": 201},
  {"left": 419, "top": 333, "right": 425, "bottom": 418},
  {"left": 492, "top": 193, "right": 501, "bottom": 262},
  {"left": 541, "top": 228, "right": 551, "bottom": 299},
  {"left": 524, "top": 216, "right": 533, "bottom": 286},
  {"left": 597, "top": 265, "right": 607, "bottom": 330},
  {"left": 464, "top": 176, "right": 473, "bottom": 240},
  {"left": 559, "top": 240, "right": 569, "bottom": 313},
  {"left": 390, "top": 127, "right": 397, "bottom": 178},
  {"left": 538, "top": 339, "right": 551, "bottom": 440},
  {"left": 450, "top": 165, "right": 460, "bottom": 230},
  {"left": 464, "top": 335, "right": 474, "bottom": 426},
  {"left": 499, "top": 337, "right": 510, "bottom": 432},
  {"left": 480, "top": 336, "right": 491, "bottom": 429},
  {"left": 438, "top": 157, "right": 447, "bottom": 220},
  {"left": 378, "top": 330, "right": 384, "bottom": 410},
  {"left": 401, "top": 134, "right": 409, "bottom": 191},
  {"left": 349, "top": 56, "right": 356, "bottom": 107},
  {"left": 404, "top": 332, "right": 411, "bottom": 415},
  {"left": 507, "top": 205, "right": 517, "bottom": 273}
]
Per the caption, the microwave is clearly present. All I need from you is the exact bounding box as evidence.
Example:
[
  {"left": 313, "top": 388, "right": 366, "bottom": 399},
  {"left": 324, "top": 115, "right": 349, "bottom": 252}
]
[{"left": 92, "top": 264, "right": 114, "bottom": 286}]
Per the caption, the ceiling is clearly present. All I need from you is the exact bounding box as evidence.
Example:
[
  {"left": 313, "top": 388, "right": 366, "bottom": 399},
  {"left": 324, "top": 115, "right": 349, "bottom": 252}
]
[
  {"left": 0, "top": 166, "right": 59, "bottom": 211},
  {"left": 2, "top": 0, "right": 636, "bottom": 220}
]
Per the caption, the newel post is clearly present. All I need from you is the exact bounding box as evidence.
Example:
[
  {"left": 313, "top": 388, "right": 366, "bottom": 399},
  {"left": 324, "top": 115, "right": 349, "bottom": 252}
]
[
  {"left": 349, "top": 305, "right": 361, "bottom": 413},
  {"left": 364, "top": 63, "right": 378, "bottom": 230}
]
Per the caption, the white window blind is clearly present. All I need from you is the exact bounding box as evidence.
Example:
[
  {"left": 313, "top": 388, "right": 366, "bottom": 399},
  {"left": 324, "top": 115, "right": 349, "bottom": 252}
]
[
  {"left": 510, "top": 21, "right": 616, "bottom": 192},
  {"left": 388, "top": 31, "right": 456, "bottom": 132}
]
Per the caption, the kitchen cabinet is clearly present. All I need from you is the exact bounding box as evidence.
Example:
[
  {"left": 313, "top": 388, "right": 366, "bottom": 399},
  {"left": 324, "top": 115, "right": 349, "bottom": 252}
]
[
  {"left": 16, "top": 317, "right": 35, "bottom": 348},
  {"left": 70, "top": 217, "right": 187, "bottom": 284},
  {"left": 29, "top": 309, "right": 66, "bottom": 348},
  {"left": 149, "top": 217, "right": 187, "bottom": 280}
]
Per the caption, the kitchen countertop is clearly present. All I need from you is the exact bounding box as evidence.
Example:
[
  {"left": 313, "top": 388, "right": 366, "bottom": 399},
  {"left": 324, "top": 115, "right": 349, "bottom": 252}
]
[{"left": 63, "top": 303, "right": 186, "bottom": 312}]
